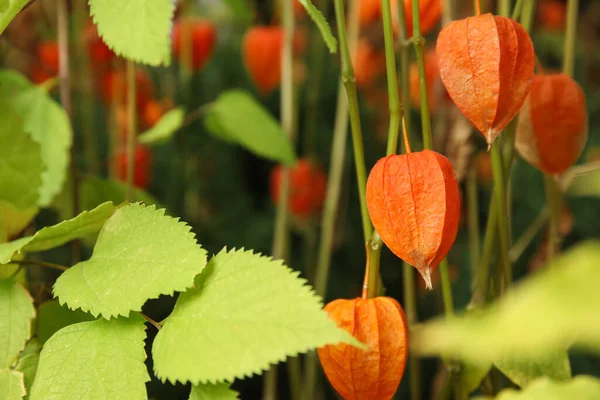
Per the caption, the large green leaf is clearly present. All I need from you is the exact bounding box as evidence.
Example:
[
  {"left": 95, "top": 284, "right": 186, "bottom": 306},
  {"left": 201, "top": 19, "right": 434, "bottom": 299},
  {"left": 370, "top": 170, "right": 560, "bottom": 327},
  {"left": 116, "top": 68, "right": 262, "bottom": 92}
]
[
  {"left": 53, "top": 203, "right": 207, "bottom": 318},
  {"left": 0, "top": 103, "right": 43, "bottom": 211},
  {"left": 139, "top": 107, "right": 185, "bottom": 145},
  {"left": 204, "top": 90, "right": 296, "bottom": 165},
  {"left": 0, "top": 280, "right": 35, "bottom": 368},
  {"left": 0, "top": 369, "right": 26, "bottom": 400},
  {"left": 297, "top": 0, "right": 337, "bottom": 53},
  {"left": 0, "top": 202, "right": 116, "bottom": 264},
  {"left": 461, "top": 361, "right": 492, "bottom": 395},
  {"left": 474, "top": 376, "right": 600, "bottom": 400},
  {"left": 0, "top": 0, "right": 29, "bottom": 35},
  {"left": 153, "top": 248, "right": 360, "bottom": 384},
  {"left": 495, "top": 350, "right": 571, "bottom": 388},
  {"left": 0, "top": 204, "right": 38, "bottom": 244},
  {"left": 15, "top": 342, "right": 40, "bottom": 399},
  {"left": 189, "top": 382, "right": 239, "bottom": 400},
  {"left": 0, "top": 70, "right": 72, "bottom": 207},
  {"left": 413, "top": 242, "right": 600, "bottom": 362},
  {"left": 36, "top": 300, "right": 95, "bottom": 345},
  {"left": 29, "top": 315, "right": 149, "bottom": 400},
  {"left": 89, "top": 0, "right": 174, "bottom": 66}
]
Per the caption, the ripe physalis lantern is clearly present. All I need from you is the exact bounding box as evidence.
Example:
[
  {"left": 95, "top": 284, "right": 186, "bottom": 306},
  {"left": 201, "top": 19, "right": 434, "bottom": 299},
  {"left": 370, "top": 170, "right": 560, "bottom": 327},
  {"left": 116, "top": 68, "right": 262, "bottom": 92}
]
[
  {"left": 515, "top": 73, "right": 588, "bottom": 176},
  {"left": 436, "top": 13, "right": 535, "bottom": 147},
  {"left": 318, "top": 296, "right": 408, "bottom": 400},
  {"left": 366, "top": 151, "right": 461, "bottom": 288}
]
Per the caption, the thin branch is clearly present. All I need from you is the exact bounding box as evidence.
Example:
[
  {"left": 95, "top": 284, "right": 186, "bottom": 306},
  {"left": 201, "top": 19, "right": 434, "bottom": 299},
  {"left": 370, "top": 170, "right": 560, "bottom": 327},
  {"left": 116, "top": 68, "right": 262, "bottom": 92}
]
[{"left": 8, "top": 259, "right": 69, "bottom": 272}]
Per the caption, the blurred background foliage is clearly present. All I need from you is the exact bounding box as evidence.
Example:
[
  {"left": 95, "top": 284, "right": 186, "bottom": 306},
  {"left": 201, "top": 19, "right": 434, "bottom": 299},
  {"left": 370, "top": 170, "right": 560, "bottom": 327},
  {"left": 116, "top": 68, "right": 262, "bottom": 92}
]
[{"left": 1, "top": 0, "right": 599, "bottom": 398}]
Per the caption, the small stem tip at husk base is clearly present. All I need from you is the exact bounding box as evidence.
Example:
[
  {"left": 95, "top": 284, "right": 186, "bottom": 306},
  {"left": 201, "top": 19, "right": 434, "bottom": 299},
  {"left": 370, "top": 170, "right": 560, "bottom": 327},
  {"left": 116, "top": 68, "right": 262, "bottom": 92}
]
[{"left": 419, "top": 266, "right": 433, "bottom": 290}]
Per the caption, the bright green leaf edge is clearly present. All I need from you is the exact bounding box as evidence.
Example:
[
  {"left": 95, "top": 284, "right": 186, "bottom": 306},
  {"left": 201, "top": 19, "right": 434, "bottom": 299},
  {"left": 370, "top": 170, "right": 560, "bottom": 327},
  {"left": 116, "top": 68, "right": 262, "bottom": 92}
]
[
  {"left": 413, "top": 241, "right": 600, "bottom": 362},
  {"left": 298, "top": 0, "right": 337, "bottom": 53},
  {"left": 139, "top": 107, "right": 186, "bottom": 145},
  {"left": 0, "top": 202, "right": 116, "bottom": 264},
  {"left": 0, "top": 0, "right": 29, "bottom": 35}
]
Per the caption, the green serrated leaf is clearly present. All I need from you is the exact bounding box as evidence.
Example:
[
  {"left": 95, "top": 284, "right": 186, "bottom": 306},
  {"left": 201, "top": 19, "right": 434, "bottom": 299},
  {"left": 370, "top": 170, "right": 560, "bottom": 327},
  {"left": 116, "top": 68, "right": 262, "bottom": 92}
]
[
  {"left": 567, "top": 169, "right": 600, "bottom": 198},
  {"left": 0, "top": 369, "right": 26, "bottom": 400},
  {"left": 153, "top": 248, "right": 359, "bottom": 384},
  {"left": 189, "top": 382, "right": 239, "bottom": 400},
  {"left": 0, "top": 0, "right": 29, "bottom": 34},
  {"left": 53, "top": 203, "right": 207, "bottom": 318},
  {"left": 88, "top": 0, "right": 174, "bottom": 66},
  {"left": 29, "top": 315, "right": 149, "bottom": 400},
  {"left": 139, "top": 107, "right": 186, "bottom": 145},
  {"left": 461, "top": 361, "right": 492, "bottom": 395},
  {"left": 0, "top": 70, "right": 72, "bottom": 207},
  {"left": 0, "top": 202, "right": 116, "bottom": 264},
  {"left": 0, "top": 204, "right": 38, "bottom": 244},
  {"left": 489, "top": 376, "right": 600, "bottom": 400},
  {"left": 15, "top": 352, "right": 39, "bottom": 399},
  {"left": 0, "top": 280, "right": 35, "bottom": 368},
  {"left": 205, "top": 90, "right": 296, "bottom": 164},
  {"left": 0, "top": 102, "right": 43, "bottom": 211},
  {"left": 495, "top": 350, "right": 571, "bottom": 388},
  {"left": 37, "top": 300, "right": 95, "bottom": 345},
  {"left": 298, "top": 0, "right": 337, "bottom": 53},
  {"left": 413, "top": 241, "right": 600, "bottom": 362}
]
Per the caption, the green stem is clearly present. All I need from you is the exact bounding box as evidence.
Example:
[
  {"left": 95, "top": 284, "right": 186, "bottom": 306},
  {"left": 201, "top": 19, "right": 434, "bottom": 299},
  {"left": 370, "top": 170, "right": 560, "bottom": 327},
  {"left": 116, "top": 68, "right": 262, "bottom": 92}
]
[
  {"left": 382, "top": 0, "right": 401, "bottom": 156},
  {"left": 544, "top": 175, "right": 561, "bottom": 260},
  {"left": 264, "top": 0, "right": 295, "bottom": 398},
  {"left": 439, "top": 259, "right": 454, "bottom": 316},
  {"left": 498, "top": 0, "right": 511, "bottom": 17},
  {"left": 563, "top": 0, "right": 578, "bottom": 77},
  {"left": 125, "top": 61, "right": 137, "bottom": 203},
  {"left": 287, "top": 356, "right": 302, "bottom": 400},
  {"left": 305, "top": 0, "right": 360, "bottom": 397},
  {"left": 520, "top": 0, "right": 537, "bottom": 32},
  {"left": 57, "top": 0, "right": 80, "bottom": 263},
  {"left": 469, "top": 196, "right": 497, "bottom": 308},
  {"left": 403, "top": 261, "right": 421, "bottom": 400},
  {"left": 467, "top": 169, "right": 480, "bottom": 278},
  {"left": 302, "top": 0, "right": 327, "bottom": 156},
  {"left": 511, "top": 0, "right": 525, "bottom": 20},
  {"left": 490, "top": 142, "right": 512, "bottom": 291},
  {"left": 367, "top": 233, "right": 383, "bottom": 298},
  {"left": 397, "top": 2, "right": 418, "bottom": 399},
  {"left": 509, "top": 207, "right": 549, "bottom": 263},
  {"left": 334, "top": 0, "right": 372, "bottom": 244},
  {"left": 412, "top": 0, "right": 453, "bottom": 315},
  {"left": 8, "top": 259, "right": 69, "bottom": 272}
]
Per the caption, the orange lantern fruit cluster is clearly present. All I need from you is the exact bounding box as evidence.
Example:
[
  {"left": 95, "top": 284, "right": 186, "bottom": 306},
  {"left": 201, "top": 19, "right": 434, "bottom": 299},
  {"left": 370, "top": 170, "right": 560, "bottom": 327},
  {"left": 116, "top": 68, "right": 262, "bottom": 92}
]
[
  {"left": 515, "top": 73, "right": 588, "bottom": 176},
  {"left": 436, "top": 14, "right": 535, "bottom": 147},
  {"left": 318, "top": 296, "right": 408, "bottom": 400},
  {"left": 360, "top": 0, "right": 440, "bottom": 36},
  {"left": 366, "top": 151, "right": 461, "bottom": 288},
  {"left": 172, "top": 19, "right": 217, "bottom": 72},
  {"left": 270, "top": 159, "right": 327, "bottom": 218},
  {"left": 242, "top": 27, "right": 284, "bottom": 94}
]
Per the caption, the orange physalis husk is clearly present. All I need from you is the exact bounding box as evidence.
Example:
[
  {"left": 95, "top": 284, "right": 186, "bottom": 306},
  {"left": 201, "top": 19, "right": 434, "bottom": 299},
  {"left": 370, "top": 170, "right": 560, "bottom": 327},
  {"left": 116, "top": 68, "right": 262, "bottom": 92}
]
[
  {"left": 318, "top": 296, "right": 408, "bottom": 400},
  {"left": 360, "top": 0, "right": 440, "bottom": 36},
  {"left": 366, "top": 150, "right": 461, "bottom": 289},
  {"left": 515, "top": 73, "right": 588, "bottom": 176},
  {"left": 436, "top": 13, "right": 535, "bottom": 148},
  {"left": 242, "top": 27, "right": 304, "bottom": 95},
  {"left": 270, "top": 158, "right": 327, "bottom": 218}
]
